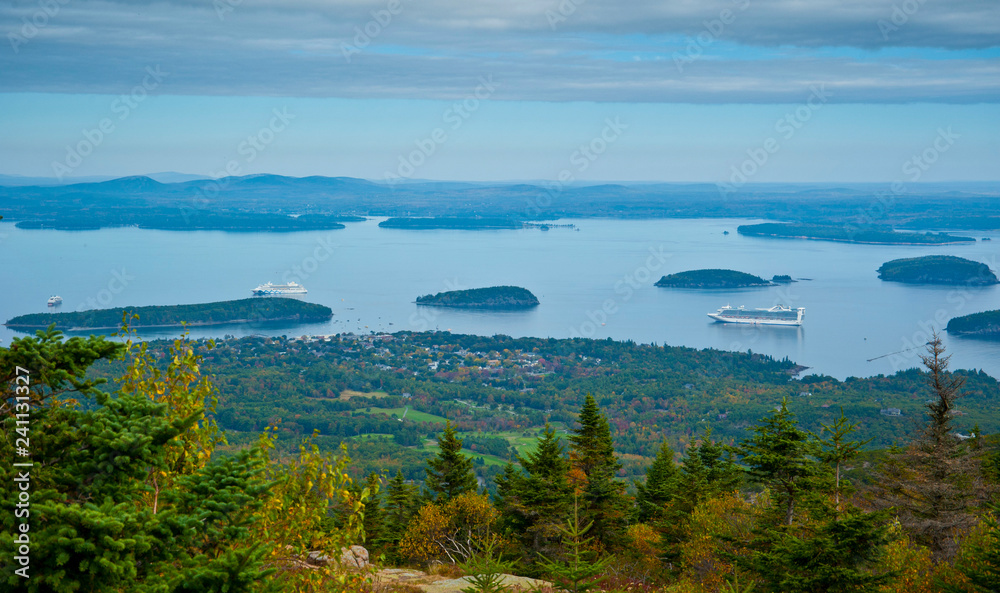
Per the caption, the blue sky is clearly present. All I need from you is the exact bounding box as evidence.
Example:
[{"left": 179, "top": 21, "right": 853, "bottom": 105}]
[{"left": 1, "top": 0, "right": 998, "bottom": 182}]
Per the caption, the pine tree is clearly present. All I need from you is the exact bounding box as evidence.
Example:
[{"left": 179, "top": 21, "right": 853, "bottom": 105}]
[
  {"left": 425, "top": 421, "right": 478, "bottom": 502},
  {"left": 635, "top": 442, "right": 680, "bottom": 523},
  {"left": 569, "top": 395, "right": 627, "bottom": 549},
  {"left": 953, "top": 503, "right": 1000, "bottom": 592},
  {"left": 496, "top": 424, "right": 573, "bottom": 565},
  {"left": 738, "top": 404, "right": 894, "bottom": 593},
  {"left": 875, "top": 334, "right": 981, "bottom": 560},
  {"left": 816, "top": 408, "right": 870, "bottom": 511},
  {"left": 536, "top": 495, "right": 614, "bottom": 593},
  {"left": 362, "top": 473, "right": 384, "bottom": 549},
  {"left": 378, "top": 469, "right": 419, "bottom": 558},
  {"left": 737, "top": 399, "right": 821, "bottom": 526}
]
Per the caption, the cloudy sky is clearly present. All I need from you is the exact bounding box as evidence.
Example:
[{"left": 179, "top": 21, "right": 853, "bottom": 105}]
[{"left": 1, "top": 0, "right": 998, "bottom": 182}]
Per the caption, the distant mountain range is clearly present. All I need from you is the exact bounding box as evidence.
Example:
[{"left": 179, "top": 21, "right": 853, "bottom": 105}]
[{"left": 2, "top": 174, "right": 1000, "bottom": 232}]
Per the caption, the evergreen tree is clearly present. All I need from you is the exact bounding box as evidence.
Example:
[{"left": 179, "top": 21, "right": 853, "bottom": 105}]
[
  {"left": 634, "top": 442, "right": 680, "bottom": 523},
  {"left": 569, "top": 395, "right": 627, "bottom": 549},
  {"left": 496, "top": 424, "right": 573, "bottom": 565},
  {"left": 362, "top": 473, "right": 384, "bottom": 548},
  {"left": 737, "top": 399, "right": 821, "bottom": 526},
  {"left": 378, "top": 469, "right": 419, "bottom": 557},
  {"left": 536, "top": 496, "right": 614, "bottom": 593},
  {"left": 875, "top": 334, "right": 981, "bottom": 560},
  {"left": 953, "top": 503, "right": 1000, "bottom": 592},
  {"left": 743, "top": 506, "right": 893, "bottom": 593},
  {"left": 425, "top": 421, "right": 478, "bottom": 502},
  {"left": 815, "top": 408, "right": 870, "bottom": 511},
  {"left": 0, "top": 329, "right": 275, "bottom": 593},
  {"left": 736, "top": 401, "right": 894, "bottom": 593}
]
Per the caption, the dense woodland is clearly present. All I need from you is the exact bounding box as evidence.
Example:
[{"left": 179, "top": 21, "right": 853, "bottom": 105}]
[
  {"left": 654, "top": 269, "right": 771, "bottom": 289},
  {"left": 737, "top": 223, "right": 976, "bottom": 245},
  {"left": 5, "top": 298, "right": 333, "bottom": 330},
  {"left": 948, "top": 310, "right": 1000, "bottom": 337},
  {"left": 5, "top": 327, "right": 1000, "bottom": 592},
  {"left": 877, "top": 256, "right": 999, "bottom": 286},
  {"left": 416, "top": 286, "right": 540, "bottom": 309}
]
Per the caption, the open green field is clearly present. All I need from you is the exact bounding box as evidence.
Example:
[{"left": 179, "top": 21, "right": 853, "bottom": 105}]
[
  {"left": 353, "top": 407, "right": 448, "bottom": 424},
  {"left": 339, "top": 389, "right": 389, "bottom": 401}
]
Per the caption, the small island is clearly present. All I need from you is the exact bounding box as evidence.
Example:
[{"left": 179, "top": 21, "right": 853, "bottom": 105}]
[
  {"left": 947, "top": 310, "right": 1000, "bottom": 338},
  {"left": 655, "top": 269, "right": 771, "bottom": 289},
  {"left": 737, "top": 223, "right": 976, "bottom": 245},
  {"left": 415, "top": 286, "right": 539, "bottom": 309},
  {"left": 4, "top": 298, "right": 333, "bottom": 331},
  {"left": 379, "top": 217, "right": 523, "bottom": 230},
  {"left": 771, "top": 275, "right": 794, "bottom": 283},
  {"left": 877, "top": 255, "right": 999, "bottom": 286}
]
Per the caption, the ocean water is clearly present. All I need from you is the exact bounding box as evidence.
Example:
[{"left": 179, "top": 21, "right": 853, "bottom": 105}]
[{"left": 3, "top": 217, "right": 999, "bottom": 380}]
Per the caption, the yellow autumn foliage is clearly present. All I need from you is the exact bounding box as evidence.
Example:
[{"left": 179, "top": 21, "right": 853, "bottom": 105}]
[{"left": 398, "top": 492, "right": 500, "bottom": 564}]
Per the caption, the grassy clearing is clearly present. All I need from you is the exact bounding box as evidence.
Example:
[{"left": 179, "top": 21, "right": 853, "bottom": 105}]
[
  {"left": 353, "top": 406, "right": 448, "bottom": 424},
  {"left": 339, "top": 389, "right": 389, "bottom": 401}
]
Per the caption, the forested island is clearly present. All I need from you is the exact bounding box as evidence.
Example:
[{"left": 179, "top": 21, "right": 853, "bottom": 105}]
[
  {"left": 738, "top": 223, "right": 976, "bottom": 245},
  {"left": 655, "top": 269, "right": 772, "bottom": 288},
  {"left": 415, "top": 286, "right": 539, "bottom": 309},
  {"left": 947, "top": 310, "right": 1000, "bottom": 337},
  {"left": 379, "top": 217, "right": 524, "bottom": 230},
  {"left": 877, "top": 255, "right": 999, "bottom": 285},
  {"left": 4, "top": 297, "right": 333, "bottom": 330}
]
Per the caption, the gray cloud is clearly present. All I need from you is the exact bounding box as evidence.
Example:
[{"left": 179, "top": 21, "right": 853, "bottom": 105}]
[{"left": 1, "top": 0, "right": 997, "bottom": 102}]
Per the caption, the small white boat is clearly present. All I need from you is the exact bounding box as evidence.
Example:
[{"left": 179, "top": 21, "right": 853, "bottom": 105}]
[{"left": 47, "top": 295, "right": 63, "bottom": 306}]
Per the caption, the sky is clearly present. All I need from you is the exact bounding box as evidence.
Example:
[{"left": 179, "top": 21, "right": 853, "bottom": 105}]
[{"left": 0, "top": 0, "right": 998, "bottom": 183}]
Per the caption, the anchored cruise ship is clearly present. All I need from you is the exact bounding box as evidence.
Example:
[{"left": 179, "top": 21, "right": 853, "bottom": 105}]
[
  {"left": 251, "top": 281, "right": 308, "bottom": 296},
  {"left": 708, "top": 305, "right": 804, "bottom": 326}
]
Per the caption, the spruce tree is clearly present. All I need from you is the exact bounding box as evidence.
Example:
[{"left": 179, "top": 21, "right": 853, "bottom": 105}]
[
  {"left": 361, "top": 473, "right": 384, "bottom": 549},
  {"left": 569, "top": 395, "right": 627, "bottom": 549},
  {"left": 379, "top": 469, "right": 419, "bottom": 557},
  {"left": 425, "top": 421, "right": 478, "bottom": 502},
  {"left": 875, "top": 334, "right": 981, "bottom": 560},
  {"left": 536, "top": 495, "right": 614, "bottom": 593},
  {"left": 635, "top": 442, "right": 680, "bottom": 523},
  {"left": 496, "top": 424, "right": 573, "bottom": 564},
  {"left": 737, "top": 399, "right": 821, "bottom": 526}
]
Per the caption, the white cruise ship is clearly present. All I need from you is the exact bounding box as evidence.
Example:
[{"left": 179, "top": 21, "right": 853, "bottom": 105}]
[
  {"left": 708, "top": 304, "right": 804, "bottom": 326},
  {"left": 251, "top": 281, "right": 308, "bottom": 296}
]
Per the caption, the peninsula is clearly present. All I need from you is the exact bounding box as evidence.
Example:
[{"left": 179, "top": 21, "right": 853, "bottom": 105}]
[
  {"left": 947, "top": 310, "right": 1000, "bottom": 338},
  {"left": 877, "top": 255, "right": 999, "bottom": 285},
  {"left": 737, "top": 223, "right": 976, "bottom": 245},
  {"left": 415, "top": 286, "right": 539, "bottom": 309},
  {"left": 655, "top": 269, "right": 771, "bottom": 289},
  {"left": 4, "top": 298, "right": 333, "bottom": 331}
]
